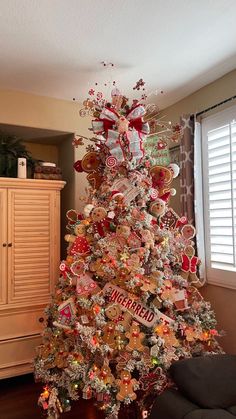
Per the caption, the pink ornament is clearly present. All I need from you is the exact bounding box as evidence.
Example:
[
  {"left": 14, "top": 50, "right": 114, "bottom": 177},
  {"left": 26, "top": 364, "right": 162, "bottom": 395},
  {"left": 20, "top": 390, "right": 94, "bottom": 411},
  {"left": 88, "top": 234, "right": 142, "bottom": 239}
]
[
  {"left": 106, "top": 155, "right": 118, "bottom": 168},
  {"left": 57, "top": 298, "right": 76, "bottom": 326},
  {"left": 150, "top": 188, "right": 159, "bottom": 200},
  {"left": 76, "top": 273, "right": 100, "bottom": 296}
]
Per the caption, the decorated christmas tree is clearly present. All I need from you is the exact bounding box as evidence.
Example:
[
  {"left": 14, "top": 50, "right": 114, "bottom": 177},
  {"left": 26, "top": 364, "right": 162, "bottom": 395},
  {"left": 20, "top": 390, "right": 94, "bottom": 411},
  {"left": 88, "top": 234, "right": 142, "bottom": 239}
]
[{"left": 35, "top": 81, "right": 222, "bottom": 419}]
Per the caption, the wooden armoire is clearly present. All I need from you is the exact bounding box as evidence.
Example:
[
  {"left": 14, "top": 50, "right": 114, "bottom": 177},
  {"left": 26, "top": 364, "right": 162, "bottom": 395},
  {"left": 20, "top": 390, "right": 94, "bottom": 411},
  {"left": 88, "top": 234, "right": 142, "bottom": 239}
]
[{"left": 0, "top": 178, "right": 65, "bottom": 378}]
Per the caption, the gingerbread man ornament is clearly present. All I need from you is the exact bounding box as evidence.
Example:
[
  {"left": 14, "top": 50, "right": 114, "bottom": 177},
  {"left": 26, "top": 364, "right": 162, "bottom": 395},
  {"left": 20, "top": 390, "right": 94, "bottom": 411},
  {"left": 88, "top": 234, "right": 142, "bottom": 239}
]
[
  {"left": 98, "top": 362, "right": 114, "bottom": 385},
  {"left": 116, "top": 370, "right": 138, "bottom": 401},
  {"left": 126, "top": 322, "right": 145, "bottom": 352},
  {"left": 65, "top": 224, "right": 90, "bottom": 256},
  {"left": 91, "top": 206, "right": 111, "bottom": 237},
  {"left": 102, "top": 322, "right": 116, "bottom": 349}
]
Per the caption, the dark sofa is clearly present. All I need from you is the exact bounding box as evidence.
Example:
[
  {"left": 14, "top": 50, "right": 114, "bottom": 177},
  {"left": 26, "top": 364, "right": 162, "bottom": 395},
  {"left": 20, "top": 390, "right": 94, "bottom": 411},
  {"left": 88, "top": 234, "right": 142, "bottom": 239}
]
[{"left": 149, "top": 354, "right": 236, "bottom": 419}]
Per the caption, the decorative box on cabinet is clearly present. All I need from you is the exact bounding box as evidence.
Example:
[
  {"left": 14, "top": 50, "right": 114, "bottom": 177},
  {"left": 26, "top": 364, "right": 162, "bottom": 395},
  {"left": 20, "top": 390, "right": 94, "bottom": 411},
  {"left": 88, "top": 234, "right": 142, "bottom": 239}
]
[{"left": 0, "top": 178, "right": 65, "bottom": 379}]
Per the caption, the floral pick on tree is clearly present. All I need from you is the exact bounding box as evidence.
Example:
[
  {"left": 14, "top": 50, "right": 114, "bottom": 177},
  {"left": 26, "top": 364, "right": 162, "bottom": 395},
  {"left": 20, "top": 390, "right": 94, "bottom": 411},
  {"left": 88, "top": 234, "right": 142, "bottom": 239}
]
[{"left": 35, "top": 82, "right": 222, "bottom": 419}]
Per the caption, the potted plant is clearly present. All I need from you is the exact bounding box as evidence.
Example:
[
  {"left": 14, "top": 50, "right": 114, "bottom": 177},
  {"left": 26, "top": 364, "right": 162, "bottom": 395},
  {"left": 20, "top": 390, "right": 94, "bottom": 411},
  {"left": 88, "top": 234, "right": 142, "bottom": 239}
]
[{"left": 0, "top": 131, "right": 37, "bottom": 178}]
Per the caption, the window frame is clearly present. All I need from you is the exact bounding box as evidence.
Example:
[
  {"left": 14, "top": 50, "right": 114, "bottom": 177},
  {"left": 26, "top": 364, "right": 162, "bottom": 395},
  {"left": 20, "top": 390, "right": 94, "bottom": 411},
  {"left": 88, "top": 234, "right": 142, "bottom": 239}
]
[{"left": 201, "top": 104, "right": 236, "bottom": 290}]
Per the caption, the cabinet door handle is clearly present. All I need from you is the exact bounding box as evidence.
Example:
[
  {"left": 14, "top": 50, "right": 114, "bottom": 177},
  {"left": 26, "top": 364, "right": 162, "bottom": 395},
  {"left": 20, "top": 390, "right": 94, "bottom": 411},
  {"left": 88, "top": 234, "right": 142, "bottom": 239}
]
[
  {"left": 8, "top": 243, "right": 12, "bottom": 247},
  {"left": 39, "top": 317, "right": 44, "bottom": 323},
  {"left": 2, "top": 243, "right": 7, "bottom": 247}
]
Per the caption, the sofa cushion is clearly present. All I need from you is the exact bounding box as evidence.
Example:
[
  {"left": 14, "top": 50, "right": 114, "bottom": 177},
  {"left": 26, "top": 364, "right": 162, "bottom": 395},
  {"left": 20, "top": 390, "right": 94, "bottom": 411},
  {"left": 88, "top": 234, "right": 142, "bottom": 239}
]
[
  {"left": 185, "top": 409, "right": 234, "bottom": 419},
  {"left": 149, "top": 389, "right": 198, "bottom": 419},
  {"left": 227, "top": 406, "right": 236, "bottom": 416},
  {"left": 170, "top": 354, "right": 236, "bottom": 409}
]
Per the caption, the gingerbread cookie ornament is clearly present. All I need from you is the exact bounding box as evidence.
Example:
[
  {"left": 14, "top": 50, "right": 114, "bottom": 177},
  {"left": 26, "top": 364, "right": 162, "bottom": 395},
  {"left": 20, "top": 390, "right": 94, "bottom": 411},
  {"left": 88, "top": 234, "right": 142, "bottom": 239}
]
[
  {"left": 116, "top": 225, "right": 131, "bottom": 240},
  {"left": 116, "top": 370, "right": 138, "bottom": 401},
  {"left": 180, "top": 245, "right": 202, "bottom": 287},
  {"left": 149, "top": 165, "right": 173, "bottom": 195},
  {"left": 181, "top": 224, "right": 196, "bottom": 241},
  {"left": 91, "top": 206, "right": 111, "bottom": 237},
  {"left": 105, "top": 303, "right": 132, "bottom": 331},
  {"left": 102, "top": 322, "right": 116, "bottom": 349},
  {"left": 140, "top": 275, "right": 158, "bottom": 293},
  {"left": 74, "top": 151, "right": 103, "bottom": 189},
  {"left": 126, "top": 322, "right": 145, "bottom": 352},
  {"left": 64, "top": 224, "right": 90, "bottom": 256},
  {"left": 98, "top": 362, "right": 115, "bottom": 385}
]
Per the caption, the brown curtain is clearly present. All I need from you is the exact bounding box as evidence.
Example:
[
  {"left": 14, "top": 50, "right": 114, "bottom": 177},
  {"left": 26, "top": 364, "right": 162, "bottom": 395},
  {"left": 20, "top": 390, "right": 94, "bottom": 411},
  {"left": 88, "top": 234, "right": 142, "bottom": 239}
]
[{"left": 180, "top": 115, "right": 195, "bottom": 225}]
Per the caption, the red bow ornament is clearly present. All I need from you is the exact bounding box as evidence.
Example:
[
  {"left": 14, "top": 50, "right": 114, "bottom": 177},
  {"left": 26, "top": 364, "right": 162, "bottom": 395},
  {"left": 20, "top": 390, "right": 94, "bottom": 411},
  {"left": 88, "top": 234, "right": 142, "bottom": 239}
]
[
  {"left": 92, "top": 107, "right": 119, "bottom": 134},
  {"left": 126, "top": 105, "right": 150, "bottom": 162},
  {"left": 181, "top": 254, "right": 198, "bottom": 273},
  {"left": 91, "top": 105, "right": 149, "bottom": 163}
]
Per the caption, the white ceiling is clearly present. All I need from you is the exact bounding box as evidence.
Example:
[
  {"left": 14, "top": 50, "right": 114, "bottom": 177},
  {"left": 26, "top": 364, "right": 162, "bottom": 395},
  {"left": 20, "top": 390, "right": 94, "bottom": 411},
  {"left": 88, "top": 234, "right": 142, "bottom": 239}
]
[{"left": 0, "top": 0, "right": 236, "bottom": 109}]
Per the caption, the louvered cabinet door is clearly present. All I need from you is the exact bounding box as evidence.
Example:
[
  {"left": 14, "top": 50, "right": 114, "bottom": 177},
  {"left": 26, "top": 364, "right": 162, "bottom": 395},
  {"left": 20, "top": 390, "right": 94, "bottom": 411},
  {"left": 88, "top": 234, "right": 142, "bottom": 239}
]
[
  {"left": 7, "top": 189, "right": 58, "bottom": 306},
  {"left": 0, "top": 189, "right": 7, "bottom": 305}
]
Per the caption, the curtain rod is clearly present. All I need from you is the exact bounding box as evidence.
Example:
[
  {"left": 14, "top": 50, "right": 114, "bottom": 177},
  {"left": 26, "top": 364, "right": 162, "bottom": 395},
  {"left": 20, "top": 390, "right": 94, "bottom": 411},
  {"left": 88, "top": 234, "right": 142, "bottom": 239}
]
[{"left": 193, "top": 94, "right": 236, "bottom": 118}]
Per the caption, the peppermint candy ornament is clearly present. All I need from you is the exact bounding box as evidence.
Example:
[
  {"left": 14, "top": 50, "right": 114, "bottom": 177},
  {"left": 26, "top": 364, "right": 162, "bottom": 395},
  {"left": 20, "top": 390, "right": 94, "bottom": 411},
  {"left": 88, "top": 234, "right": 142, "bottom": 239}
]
[
  {"left": 106, "top": 155, "right": 117, "bottom": 168},
  {"left": 59, "top": 261, "right": 70, "bottom": 279},
  {"left": 150, "top": 188, "right": 159, "bottom": 200}
]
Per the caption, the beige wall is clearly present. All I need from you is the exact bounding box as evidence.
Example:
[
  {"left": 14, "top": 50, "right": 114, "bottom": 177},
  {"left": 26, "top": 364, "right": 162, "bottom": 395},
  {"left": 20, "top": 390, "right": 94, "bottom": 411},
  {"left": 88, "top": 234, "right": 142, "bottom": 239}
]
[
  {"left": 201, "top": 285, "right": 236, "bottom": 354},
  {"left": 22, "top": 141, "right": 59, "bottom": 165},
  {"left": 0, "top": 88, "right": 91, "bottom": 211},
  {"left": 162, "top": 69, "right": 236, "bottom": 354},
  {"left": 162, "top": 69, "right": 236, "bottom": 123},
  {"left": 0, "top": 89, "right": 89, "bottom": 133}
]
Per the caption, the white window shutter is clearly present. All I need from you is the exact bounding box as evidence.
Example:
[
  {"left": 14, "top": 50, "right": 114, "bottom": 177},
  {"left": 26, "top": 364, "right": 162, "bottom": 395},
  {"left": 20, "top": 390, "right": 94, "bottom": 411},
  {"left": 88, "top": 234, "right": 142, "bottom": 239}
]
[{"left": 202, "top": 106, "right": 236, "bottom": 289}]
